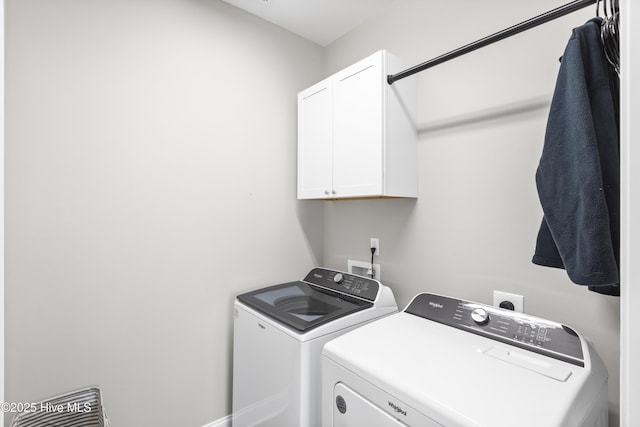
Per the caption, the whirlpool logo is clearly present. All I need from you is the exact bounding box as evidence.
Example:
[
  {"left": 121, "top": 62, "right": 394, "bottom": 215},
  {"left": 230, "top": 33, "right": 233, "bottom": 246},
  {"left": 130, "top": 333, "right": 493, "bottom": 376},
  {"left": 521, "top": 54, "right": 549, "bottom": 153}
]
[
  {"left": 388, "top": 401, "right": 407, "bottom": 417},
  {"left": 428, "top": 301, "right": 444, "bottom": 309}
]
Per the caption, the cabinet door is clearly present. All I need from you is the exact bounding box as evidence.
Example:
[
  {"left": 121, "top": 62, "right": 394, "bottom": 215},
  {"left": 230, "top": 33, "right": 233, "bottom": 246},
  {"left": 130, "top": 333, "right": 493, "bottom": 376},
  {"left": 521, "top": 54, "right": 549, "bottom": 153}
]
[
  {"left": 332, "top": 54, "right": 383, "bottom": 198},
  {"left": 298, "top": 79, "right": 333, "bottom": 199}
]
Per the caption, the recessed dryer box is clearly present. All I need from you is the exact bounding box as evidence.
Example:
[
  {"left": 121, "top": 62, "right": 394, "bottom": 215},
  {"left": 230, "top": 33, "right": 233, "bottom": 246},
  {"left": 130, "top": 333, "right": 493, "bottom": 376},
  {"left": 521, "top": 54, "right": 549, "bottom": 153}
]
[{"left": 348, "top": 259, "right": 380, "bottom": 280}]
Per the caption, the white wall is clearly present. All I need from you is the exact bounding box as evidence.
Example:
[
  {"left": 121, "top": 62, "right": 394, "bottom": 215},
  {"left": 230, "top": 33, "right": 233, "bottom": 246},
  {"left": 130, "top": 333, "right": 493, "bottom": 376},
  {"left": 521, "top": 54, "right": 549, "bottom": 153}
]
[
  {"left": 322, "top": 0, "right": 621, "bottom": 424},
  {"left": 620, "top": 0, "right": 639, "bottom": 425},
  {"left": 4, "top": 1, "right": 323, "bottom": 426},
  {"left": 1, "top": 0, "right": 5, "bottom": 424}
]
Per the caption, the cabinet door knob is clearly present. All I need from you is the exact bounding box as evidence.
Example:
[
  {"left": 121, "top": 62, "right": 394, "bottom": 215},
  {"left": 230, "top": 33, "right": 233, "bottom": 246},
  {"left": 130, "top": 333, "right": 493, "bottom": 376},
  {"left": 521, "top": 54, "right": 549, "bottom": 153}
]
[
  {"left": 324, "top": 190, "right": 330, "bottom": 195},
  {"left": 331, "top": 190, "right": 337, "bottom": 195}
]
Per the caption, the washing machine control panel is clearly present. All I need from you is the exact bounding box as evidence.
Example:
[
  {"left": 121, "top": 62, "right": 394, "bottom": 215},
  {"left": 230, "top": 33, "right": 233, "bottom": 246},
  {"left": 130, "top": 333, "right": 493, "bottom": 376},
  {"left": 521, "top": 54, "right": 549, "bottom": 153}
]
[
  {"left": 405, "top": 293, "right": 585, "bottom": 367},
  {"left": 303, "top": 268, "right": 379, "bottom": 301}
]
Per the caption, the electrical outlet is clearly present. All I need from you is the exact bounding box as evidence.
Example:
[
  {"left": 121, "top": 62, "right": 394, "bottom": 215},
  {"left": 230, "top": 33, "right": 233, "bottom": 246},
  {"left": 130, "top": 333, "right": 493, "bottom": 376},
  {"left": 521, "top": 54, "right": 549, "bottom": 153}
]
[
  {"left": 493, "top": 291, "right": 524, "bottom": 313},
  {"left": 370, "top": 237, "right": 380, "bottom": 255}
]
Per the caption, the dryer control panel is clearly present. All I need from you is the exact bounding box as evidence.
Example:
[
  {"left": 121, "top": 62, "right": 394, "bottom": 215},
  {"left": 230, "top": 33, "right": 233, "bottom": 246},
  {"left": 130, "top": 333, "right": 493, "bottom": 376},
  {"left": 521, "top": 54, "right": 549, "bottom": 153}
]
[
  {"left": 405, "top": 293, "right": 585, "bottom": 367},
  {"left": 304, "top": 268, "right": 380, "bottom": 301}
]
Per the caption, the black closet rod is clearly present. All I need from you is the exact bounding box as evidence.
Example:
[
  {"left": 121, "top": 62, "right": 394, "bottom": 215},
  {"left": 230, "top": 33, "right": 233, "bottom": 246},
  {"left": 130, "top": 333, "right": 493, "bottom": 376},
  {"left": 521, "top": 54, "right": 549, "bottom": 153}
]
[{"left": 387, "top": 0, "right": 597, "bottom": 84}]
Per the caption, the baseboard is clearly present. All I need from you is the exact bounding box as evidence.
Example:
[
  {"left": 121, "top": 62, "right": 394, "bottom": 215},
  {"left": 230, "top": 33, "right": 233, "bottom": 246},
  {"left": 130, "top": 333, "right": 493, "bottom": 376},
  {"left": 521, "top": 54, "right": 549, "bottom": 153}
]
[{"left": 201, "top": 415, "right": 231, "bottom": 427}]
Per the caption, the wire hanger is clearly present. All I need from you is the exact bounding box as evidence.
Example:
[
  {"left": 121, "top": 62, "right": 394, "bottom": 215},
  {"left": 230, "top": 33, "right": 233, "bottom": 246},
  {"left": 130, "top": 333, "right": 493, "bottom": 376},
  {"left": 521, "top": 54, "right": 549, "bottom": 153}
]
[
  {"left": 596, "top": 0, "right": 619, "bottom": 74},
  {"left": 595, "top": 0, "right": 618, "bottom": 18},
  {"left": 600, "top": 0, "right": 620, "bottom": 74}
]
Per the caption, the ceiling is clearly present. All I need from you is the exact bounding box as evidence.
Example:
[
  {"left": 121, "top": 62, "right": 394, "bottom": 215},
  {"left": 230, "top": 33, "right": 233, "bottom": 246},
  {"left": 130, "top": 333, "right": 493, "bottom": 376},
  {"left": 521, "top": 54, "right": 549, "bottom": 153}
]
[{"left": 221, "top": 0, "right": 396, "bottom": 46}]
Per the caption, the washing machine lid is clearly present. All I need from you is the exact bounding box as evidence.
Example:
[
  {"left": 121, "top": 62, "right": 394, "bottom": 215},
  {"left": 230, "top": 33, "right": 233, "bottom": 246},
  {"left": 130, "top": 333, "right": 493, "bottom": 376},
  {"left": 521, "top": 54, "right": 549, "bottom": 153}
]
[{"left": 237, "top": 280, "right": 372, "bottom": 332}]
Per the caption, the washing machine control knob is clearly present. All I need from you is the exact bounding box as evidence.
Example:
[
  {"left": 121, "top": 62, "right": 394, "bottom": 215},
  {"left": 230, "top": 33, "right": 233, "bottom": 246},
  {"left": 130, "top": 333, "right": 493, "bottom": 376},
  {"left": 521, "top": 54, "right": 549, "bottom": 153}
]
[
  {"left": 471, "top": 308, "right": 490, "bottom": 325},
  {"left": 333, "top": 273, "right": 344, "bottom": 284}
]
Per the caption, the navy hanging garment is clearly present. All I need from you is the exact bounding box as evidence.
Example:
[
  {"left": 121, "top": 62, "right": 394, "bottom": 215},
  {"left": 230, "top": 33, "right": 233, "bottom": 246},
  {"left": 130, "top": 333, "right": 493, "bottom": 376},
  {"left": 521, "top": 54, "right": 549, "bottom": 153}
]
[{"left": 533, "top": 18, "right": 620, "bottom": 296}]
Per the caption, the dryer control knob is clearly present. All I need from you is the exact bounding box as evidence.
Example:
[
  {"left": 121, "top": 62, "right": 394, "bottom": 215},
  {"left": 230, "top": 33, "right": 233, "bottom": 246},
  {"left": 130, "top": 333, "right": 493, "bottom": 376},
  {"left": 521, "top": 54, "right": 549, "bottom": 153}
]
[
  {"left": 471, "top": 308, "right": 490, "bottom": 325},
  {"left": 333, "top": 273, "right": 344, "bottom": 284}
]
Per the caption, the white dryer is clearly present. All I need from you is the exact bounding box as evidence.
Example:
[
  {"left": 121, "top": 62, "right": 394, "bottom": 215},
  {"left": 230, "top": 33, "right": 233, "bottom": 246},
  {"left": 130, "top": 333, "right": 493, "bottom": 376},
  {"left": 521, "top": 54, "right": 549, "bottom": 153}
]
[
  {"left": 322, "top": 293, "right": 608, "bottom": 427},
  {"left": 232, "top": 267, "right": 397, "bottom": 427}
]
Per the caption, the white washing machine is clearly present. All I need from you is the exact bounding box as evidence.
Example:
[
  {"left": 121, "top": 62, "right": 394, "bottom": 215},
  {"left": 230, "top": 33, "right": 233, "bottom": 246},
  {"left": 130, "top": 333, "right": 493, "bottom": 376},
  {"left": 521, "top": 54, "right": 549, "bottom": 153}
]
[
  {"left": 232, "top": 267, "right": 397, "bottom": 427},
  {"left": 322, "top": 293, "right": 609, "bottom": 427}
]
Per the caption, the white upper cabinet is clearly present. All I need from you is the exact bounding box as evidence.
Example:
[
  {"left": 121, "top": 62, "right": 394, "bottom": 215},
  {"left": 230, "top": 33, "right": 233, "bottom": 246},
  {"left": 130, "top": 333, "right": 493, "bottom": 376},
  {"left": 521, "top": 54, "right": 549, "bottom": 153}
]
[{"left": 297, "top": 50, "right": 417, "bottom": 200}]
